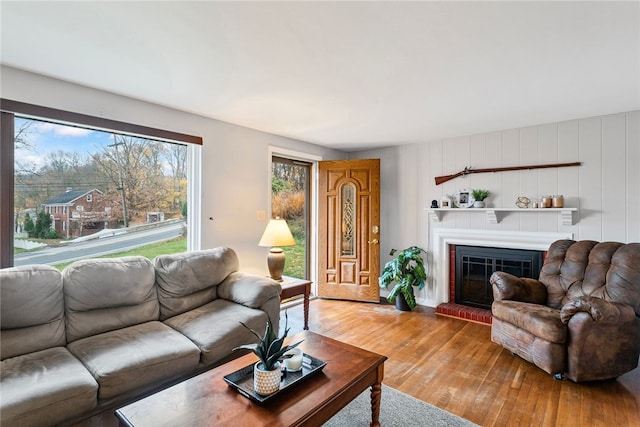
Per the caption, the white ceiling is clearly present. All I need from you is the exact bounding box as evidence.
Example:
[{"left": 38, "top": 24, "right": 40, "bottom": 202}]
[{"left": 1, "top": 1, "right": 639, "bottom": 151}]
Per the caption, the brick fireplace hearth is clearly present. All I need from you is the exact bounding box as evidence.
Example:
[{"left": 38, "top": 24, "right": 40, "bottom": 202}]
[{"left": 435, "top": 245, "right": 493, "bottom": 324}]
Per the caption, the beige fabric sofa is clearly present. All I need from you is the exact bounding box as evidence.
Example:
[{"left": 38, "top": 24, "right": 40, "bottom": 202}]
[{"left": 1, "top": 247, "right": 281, "bottom": 427}]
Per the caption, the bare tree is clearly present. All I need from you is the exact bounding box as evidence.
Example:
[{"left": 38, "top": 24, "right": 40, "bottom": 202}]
[
  {"left": 94, "top": 135, "right": 186, "bottom": 223},
  {"left": 165, "top": 143, "right": 187, "bottom": 211},
  {"left": 14, "top": 118, "right": 36, "bottom": 151}
]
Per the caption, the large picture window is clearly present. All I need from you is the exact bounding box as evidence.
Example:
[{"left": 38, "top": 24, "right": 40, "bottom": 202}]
[{"left": 1, "top": 99, "right": 202, "bottom": 268}]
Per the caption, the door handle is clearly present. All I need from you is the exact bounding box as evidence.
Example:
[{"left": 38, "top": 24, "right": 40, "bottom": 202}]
[{"left": 368, "top": 239, "right": 379, "bottom": 244}]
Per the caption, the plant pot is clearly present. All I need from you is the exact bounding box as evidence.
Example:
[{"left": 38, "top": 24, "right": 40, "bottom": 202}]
[
  {"left": 473, "top": 200, "right": 485, "bottom": 208},
  {"left": 254, "top": 361, "right": 282, "bottom": 396},
  {"left": 395, "top": 293, "right": 412, "bottom": 311}
]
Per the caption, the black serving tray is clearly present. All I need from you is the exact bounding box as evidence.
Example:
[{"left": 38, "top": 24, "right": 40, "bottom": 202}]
[{"left": 223, "top": 353, "right": 327, "bottom": 404}]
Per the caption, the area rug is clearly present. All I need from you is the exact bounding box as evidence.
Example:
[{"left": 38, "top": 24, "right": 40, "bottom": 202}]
[{"left": 324, "top": 384, "right": 478, "bottom": 427}]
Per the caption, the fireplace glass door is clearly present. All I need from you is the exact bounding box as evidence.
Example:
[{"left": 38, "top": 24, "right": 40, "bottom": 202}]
[{"left": 455, "top": 246, "right": 542, "bottom": 310}]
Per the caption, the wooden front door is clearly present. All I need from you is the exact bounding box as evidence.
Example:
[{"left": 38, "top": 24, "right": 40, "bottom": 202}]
[{"left": 317, "top": 159, "right": 380, "bottom": 302}]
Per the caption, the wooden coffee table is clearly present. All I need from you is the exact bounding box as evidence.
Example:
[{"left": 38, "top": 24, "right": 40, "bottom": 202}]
[{"left": 115, "top": 331, "right": 387, "bottom": 427}]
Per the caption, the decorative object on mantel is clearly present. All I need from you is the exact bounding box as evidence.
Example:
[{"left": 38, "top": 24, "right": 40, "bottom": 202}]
[
  {"left": 434, "top": 161, "right": 582, "bottom": 185},
  {"left": 541, "top": 196, "right": 552, "bottom": 208},
  {"left": 515, "top": 197, "right": 531, "bottom": 208},
  {"left": 234, "top": 312, "right": 303, "bottom": 396},
  {"left": 454, "top": 189, "right": 475, "bottom": 208},
  {"left": 440, "top": 194, "right": 453, "bottom": 209},
  {"left": 552, "top": 195, "right": 564, "bottom": 208},
  {"left": 471, "top": 189, "right": 490, "bottom": 208},
  {"left": 379, "top": 246, "right": 427, "bottom": 311},
  {"left": 431, "top": 199, "right": 439, "bottom": 208}
]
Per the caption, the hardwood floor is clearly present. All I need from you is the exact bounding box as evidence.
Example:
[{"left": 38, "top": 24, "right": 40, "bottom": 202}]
[{"left": 283, "top": 299, "right": 640, "bottom": 427}]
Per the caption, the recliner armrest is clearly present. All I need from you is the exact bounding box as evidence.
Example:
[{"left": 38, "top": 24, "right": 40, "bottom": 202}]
[
  {"left": 560, "top": 296, "right": 636, "bottom": 324},
  {"left": 490, "top": 271, "right": 547, "bottom": 304},
  {"left": 217, "top": 272, "right": 282, "bottom": 308}
]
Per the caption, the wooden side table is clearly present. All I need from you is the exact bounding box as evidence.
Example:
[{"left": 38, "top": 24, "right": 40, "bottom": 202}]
[{"left": 280, "top": 276, "right": 312, "bottom": 330}]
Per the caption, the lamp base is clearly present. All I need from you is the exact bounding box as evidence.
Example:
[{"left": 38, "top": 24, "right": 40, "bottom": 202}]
[{"left": 267, "top": 247, "right": 285, "bottom": 281}]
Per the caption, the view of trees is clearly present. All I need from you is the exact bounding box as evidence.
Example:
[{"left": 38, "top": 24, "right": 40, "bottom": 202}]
[
  {"left": 271, "top": 161, "right": 306, "bottom": 220},
  {"left": 14, "top": 118, "right": 188, "bottom": 237},
  {"left": 23, "top": 211, "right": 58, "bottom": 239},
  {"left": 92, "top": 135, "right": 188, "bottom": 224},
  {"left": 271, "top": 159, "right": 309, "bottom": 278}
]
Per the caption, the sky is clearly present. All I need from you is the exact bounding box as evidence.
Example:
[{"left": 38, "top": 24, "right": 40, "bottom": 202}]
[{"left": 14, "top": 117, "right": 112, "bottom": 170}]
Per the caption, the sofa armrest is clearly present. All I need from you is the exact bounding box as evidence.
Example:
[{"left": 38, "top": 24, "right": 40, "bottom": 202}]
[
  {"left": 217, "top": 272, "right": 282, "bottom": 309},
  {"left": 560, "top": 296, "right": 636, "bottom": 324},
  {"left": 561, "top": 296, "right": 640, "bottom": 381},
  {"left": 490, "top": 271, "right": 547, "bottom": 304}
]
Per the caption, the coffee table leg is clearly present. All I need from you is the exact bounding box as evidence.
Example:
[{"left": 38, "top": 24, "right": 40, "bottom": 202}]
[{"left": 370, "top": 382, "right": 382, "bottom": 427}]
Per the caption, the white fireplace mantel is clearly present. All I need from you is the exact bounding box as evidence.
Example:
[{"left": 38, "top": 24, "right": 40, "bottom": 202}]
[
  {"left": 425, "top": 228, "right": 573, "bottom": 307},
  {"left": 426, "top": 207, "right": 578, "bottom": 225}
]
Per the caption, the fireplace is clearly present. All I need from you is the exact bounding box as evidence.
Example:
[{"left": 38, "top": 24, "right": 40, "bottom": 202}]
[
  {"left": 454, "top": 245, "right": 543, "bottom": 310},
  {"left": 429, "top": 228, "right": 572, "bottom": 324}
]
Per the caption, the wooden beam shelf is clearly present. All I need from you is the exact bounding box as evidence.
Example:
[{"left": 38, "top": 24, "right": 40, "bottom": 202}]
[{"left": 426, "top": 208, "right": 578, "bottom": 225}]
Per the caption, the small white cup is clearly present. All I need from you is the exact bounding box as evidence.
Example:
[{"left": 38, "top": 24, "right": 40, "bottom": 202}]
[{"left": 283, "top": 348, "right": 303, "bottom": 372}]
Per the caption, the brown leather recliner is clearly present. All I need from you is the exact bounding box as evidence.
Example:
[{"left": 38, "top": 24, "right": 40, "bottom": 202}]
[{"left": 490, "top": 239, "right": 640, "bottom": 382}]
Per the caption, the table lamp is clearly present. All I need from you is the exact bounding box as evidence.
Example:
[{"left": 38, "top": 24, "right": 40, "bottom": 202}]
[{"left": 258, "top": 218, "right": 296, "bottom": 281}]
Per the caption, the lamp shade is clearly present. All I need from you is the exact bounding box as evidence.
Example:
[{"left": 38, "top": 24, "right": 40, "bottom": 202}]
[{"left": 258, "top": 218, "right": 296, "bottom": 247}]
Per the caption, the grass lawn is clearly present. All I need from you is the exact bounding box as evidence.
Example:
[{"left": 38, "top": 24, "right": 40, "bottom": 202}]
[
  {"left": 47, "top": 233, "right": 305, "bottom": 278},
  {"left": 281, "top": 216, "right": 306, "bottom": 279},
  {"left": 54, "top": 237, "right": 187, "bottom": 270},
  {"left": 283, "top": 237, "right": 305, "bottom": 278}
]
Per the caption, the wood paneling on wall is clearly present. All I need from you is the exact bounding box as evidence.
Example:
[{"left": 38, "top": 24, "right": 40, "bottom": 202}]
[
  {"left": 352, "top": 110, "right": 640, "bottom": 304},
  {"left": 431, "top": 111, "right": 639, "bottom": 240}
]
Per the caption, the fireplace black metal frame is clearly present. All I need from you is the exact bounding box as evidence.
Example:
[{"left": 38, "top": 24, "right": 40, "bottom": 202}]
[{"left": 455, "top": 245, "right": 542, "bottom": 310}]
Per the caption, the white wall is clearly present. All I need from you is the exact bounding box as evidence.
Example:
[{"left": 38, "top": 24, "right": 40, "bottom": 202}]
[
  {"left": 352, "top": 111, "right": 640, "bottom": 303},
  {"left": 4, "top": 66, "right": 638, "bottom": 286},
  {"left": 1, "top": 66, "right": 346, "bottom": 274}
]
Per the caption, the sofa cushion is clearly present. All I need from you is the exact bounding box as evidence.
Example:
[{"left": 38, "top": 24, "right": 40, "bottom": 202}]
[
  {"left": 163, "top": 299, "right": 269, "bottom": 366},
  {"left": 67, "top": 321, "right": 200, "bottom": 400},
  {"left": 0, "top": 347, "right": 98, "bottom": 427},
  {"left": 218, "top": 271, "right": 282, "bottom": 309},
  {"left": 492, "top": 300, "right": 567, "bottom": 344},
  {"left": 63, "top": 256, "right": 159, "bottom": 343},
  {"left": 0, "top": 265, "right": 66, "bottom": 359},
  {"left": 154, "top": 247, "right": 240, "bottom": 320}
]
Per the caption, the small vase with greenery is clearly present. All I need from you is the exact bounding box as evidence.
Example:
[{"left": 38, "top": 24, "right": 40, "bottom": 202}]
[
  {"left": 235, "top": 312, "right": 303, "bottom": 395},
  {"left": 379, "top": 246, "right": 427, "bottom": 311},
  {"left": 471, "top": 189, "right": 490, "bottom": 208}
]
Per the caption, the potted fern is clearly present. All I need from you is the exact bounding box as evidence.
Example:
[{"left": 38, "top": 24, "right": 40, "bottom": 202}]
[
  {"left": 235, "top": 312, "right": 303, "bottom": 395},
  {"left": 471, "top": 189, "right": 490, "bottom": 208},
  {"left": 379, "top": 246, "right": 427, "bottom": 311}
]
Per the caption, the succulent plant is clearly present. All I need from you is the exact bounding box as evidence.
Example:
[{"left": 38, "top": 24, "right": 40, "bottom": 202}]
[{"left": 235, "top": 312, "right": 303, "bottom": 371}]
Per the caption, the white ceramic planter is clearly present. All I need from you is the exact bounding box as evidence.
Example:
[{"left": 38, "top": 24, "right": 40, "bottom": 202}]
[
  {"left": 254, "top": 361, "right": 281, "bottom": 395},
  {"left": 473, "top": 200, "right": 485, "bottom": 208}
]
